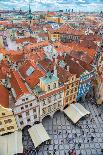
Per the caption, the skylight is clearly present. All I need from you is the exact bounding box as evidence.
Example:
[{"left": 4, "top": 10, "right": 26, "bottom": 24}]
[{"left": 26, "top": 66, "right": 35, "bottom": 76}]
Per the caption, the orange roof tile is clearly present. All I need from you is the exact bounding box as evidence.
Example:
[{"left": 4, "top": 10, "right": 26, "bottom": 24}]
[
  {"left": 26, "top": 41, "right": 49, "bottom": 51},
  {"left": 16, "top": 37, "right": 37, "bottom": 44},
  {"left": 0, "top": 83, "right": 9, "bottom": 108},
  {"left": 10, "top": 69, "right": 30, "bottom": 99},
  {"left": 19, "top": 60, "right": 45, "bottom": 89},
  {"left": 26, "top": 69, "right": 45, "bottom": 89}
]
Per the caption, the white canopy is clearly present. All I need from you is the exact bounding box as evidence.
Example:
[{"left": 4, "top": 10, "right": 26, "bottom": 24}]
[
  {"left": 63, "top": 103, "right": 90, "bottom": 124},
  {"left": 28, "top": 123, "right": 50, "bottom": 148},
  {"left": 0, "top": 131, "right": 23, "bottom": 155}
]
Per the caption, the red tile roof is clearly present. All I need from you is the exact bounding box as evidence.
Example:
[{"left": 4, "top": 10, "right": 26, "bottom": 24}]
[
  {"left": 0, "top": 83, "right": 9, "bottom": 108},
  {"left": 26, "top": 41, "right": 49, "bottom": 51},
  {"left": 38, "top": 58, "right": 73, "bottom": 83},
  {"left": 19, "top": 61, "right": 45, "bottom": 89},
  {"left": 49, "top": 23, "right": 83, "bottom": 36},
  {"left": 10, "top": 69, "right": 30, "bottom": 99},
  {"left": 16, "top": 37, "right": 37, "bottom": 44}
]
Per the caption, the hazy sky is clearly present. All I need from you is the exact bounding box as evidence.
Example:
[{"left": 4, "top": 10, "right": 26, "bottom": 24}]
[{"left": 0, "top": 0, "right": 103, "bottom": 12}]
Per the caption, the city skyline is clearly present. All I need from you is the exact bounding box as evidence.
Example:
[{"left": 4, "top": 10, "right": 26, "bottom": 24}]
[{"left": 0, "top": 0, "right": 103, "bottom": 12}]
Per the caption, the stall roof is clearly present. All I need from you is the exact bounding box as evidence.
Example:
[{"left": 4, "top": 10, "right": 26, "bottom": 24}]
[
  {"left": 0, "top": 131, "right": 23, "bottom": 155},
  {"left": 28, "top": 123, "right": 50, "bottom": 148},
  {"left": 63, "top": 103, "right": 90, "bottom": 124}
]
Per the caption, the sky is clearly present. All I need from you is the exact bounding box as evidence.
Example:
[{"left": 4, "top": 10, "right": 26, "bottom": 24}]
[{"left": 0, "top": 0, "right": 103, "bottom": 12}]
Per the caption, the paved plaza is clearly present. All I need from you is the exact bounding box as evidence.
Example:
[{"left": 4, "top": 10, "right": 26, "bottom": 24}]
[{"left": 22, "top": 100, "right": 103, "bottom": 155}]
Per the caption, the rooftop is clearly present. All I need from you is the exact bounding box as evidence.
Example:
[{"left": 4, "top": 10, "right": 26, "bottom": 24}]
[{"left": 40, "top": 72, "right": 58, "bottom": 84}]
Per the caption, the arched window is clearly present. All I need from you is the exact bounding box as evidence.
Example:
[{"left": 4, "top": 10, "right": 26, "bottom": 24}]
[{"left": 53, "top": 83, "right": 56, "bottom": 89}]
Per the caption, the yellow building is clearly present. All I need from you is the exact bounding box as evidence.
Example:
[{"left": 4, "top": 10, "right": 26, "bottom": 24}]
[
  {"left": 64, "top": 74, "right": 79, "bottom": 107},
  {"left": 48, "top": 30, "right": 60, "bottom": 41},
  {"left": 45, "top": 16, "right": 61, "bottom": 24},
  {"left": 0, "top": 84, "right": 18, "bottom": 135}
]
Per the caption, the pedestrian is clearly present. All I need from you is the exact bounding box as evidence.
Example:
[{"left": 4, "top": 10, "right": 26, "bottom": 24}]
[
  {"left": 91, "top": 136, "right": 94, "bottom": 141},
  {"left": 59, "top": 131, "right": 61, "bottom": 135},
  {"left": 68, "top": 150, "right": 71, "bottom": 155},
  {"left": 82, "top": 130, "right": 84, "bottom": 135},
  {"left": 99, "top": 113, "right": 101, "bottom": 117},
  {"left": 72, "top": 149, "right": 76, "bottom": 155},
  {"left": 74, "top": 133, "right": 77, "bottom": 137},
  {"left": 78, "top": 142, "right": 81, "bottom": 148}
]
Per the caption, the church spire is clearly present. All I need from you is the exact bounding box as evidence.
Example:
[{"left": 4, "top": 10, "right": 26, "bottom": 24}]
[{"left": 29, "top": 3, "right": 31, "bottom": 14}]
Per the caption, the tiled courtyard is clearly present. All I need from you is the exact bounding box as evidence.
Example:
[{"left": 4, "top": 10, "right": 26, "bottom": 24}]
[{"left": 22, "top": 100, "right": 103, "bottom": 155}]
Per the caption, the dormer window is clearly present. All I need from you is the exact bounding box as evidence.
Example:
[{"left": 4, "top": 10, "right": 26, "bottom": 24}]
[{"left": 48, "top": 85, "right": 51, "bottom": 90}]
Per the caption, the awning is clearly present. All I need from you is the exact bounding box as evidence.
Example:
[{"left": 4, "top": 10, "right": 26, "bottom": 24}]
[
  {"left": 28, "top": 123, "right": 50, "bottom": 148},
  {"left": 63, "top": 103, "right": 90, "bottom": 124},
  {"left": 0, "top": 131, "right": 23, "bottom": 155}
]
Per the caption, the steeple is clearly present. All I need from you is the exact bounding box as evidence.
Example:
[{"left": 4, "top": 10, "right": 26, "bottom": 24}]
[{"left": 29, "top": 3, "right": 31, "bottom": 14}]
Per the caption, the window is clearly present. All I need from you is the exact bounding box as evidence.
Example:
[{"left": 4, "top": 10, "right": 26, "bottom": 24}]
[
  {"left": 48, "top": 85, "right": 51, "bottom": 90},
  {"left": 70, "top": 96, "right": 72, "bottom": 100},
  {"left": 18, "top": 114, "right": 22, "bottom": 118},
  {"left": 20, "top": 121, "right": 23, "bottom": 125},
  {"left": 73, "top": 95, "right": 76, "bottom": 99},
  {"left": 66, "top": 98, "right": 68, "bottom": 103},
  {"left": 0, "top": 121, "right": 2, "bottom": 125},
  {"left": 34, "top": 115, "right": 37, "bottom": 119},
  {"left": 54, "top": 94, "right": 56, "bottom": 101},
  {"left": 66, "top": 91, "right": 69, "bottom": 96},
  {"left": 2, "top": 113, "right": 5, "bottom": 116},
  {"left": 71, "top": 83, "right": 74, "bottom": 87},
  {"left": 71, "top": 89, "right": 73, "bottom": 94},
  {"left": 48, "top": 106, "right": 52, "bottom": 112},
  {"left": 75, "top": 87, "right": 77, "bottom": 92},
  {"left": 53, "top": 83, "right": 56, "bottom": 89},
  {"left": 0, "top": 128, "right": 5, "bottom": 132},
  {"left": 43, "top": 108, "right": 46, "bottom": 114},
  {"left": 26, "top": 111, "right": 29, "bottom": 116},
  {"left": 21, "top": 107, "right": 24, "bottom": 110},
  {"left": 48, "top": 97, "right": 51, "bottom": 103},
  {"left": 25, "top": 105, "right": 28, "bottom": 108},
  {"left": 27, "top": 118, "right": 30, "bottom": 122},
  {"left": 7, "top": 126, "right": 14, "bottom": 130},
  {"left": 33, "top": 109, "right": 36, "bottom": 113},
  {"left": 43, "top": 100, "right": 46, "bottom": 106},
  {"left": 4, "top": 119, "right": 12, "bottom": 124},
  {"left": 22, "top": 99, "right": 25, "bottom": 102},
  {"left": 30, "top": 103, "right": 32, "bottom": 107}
]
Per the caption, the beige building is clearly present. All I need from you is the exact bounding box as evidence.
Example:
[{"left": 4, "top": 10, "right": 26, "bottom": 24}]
[
  {"left": 35, "top": 72, "right": 65, "bottom": 121},
  {"left": 0, "top": 83, "right": 18, "bottom": 135}
]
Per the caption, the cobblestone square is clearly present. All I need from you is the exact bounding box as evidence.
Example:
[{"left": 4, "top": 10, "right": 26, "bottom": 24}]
[{"left": 22, "top": 101, "right": 103, "bottom": 155}]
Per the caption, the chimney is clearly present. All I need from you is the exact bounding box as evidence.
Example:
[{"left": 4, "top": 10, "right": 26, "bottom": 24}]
[
  {"left": 67, "top": 65, "right": 70, "bottom": 71},
  {"left": 54, "top": 65, "right": 57, "bottom": 77}
]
